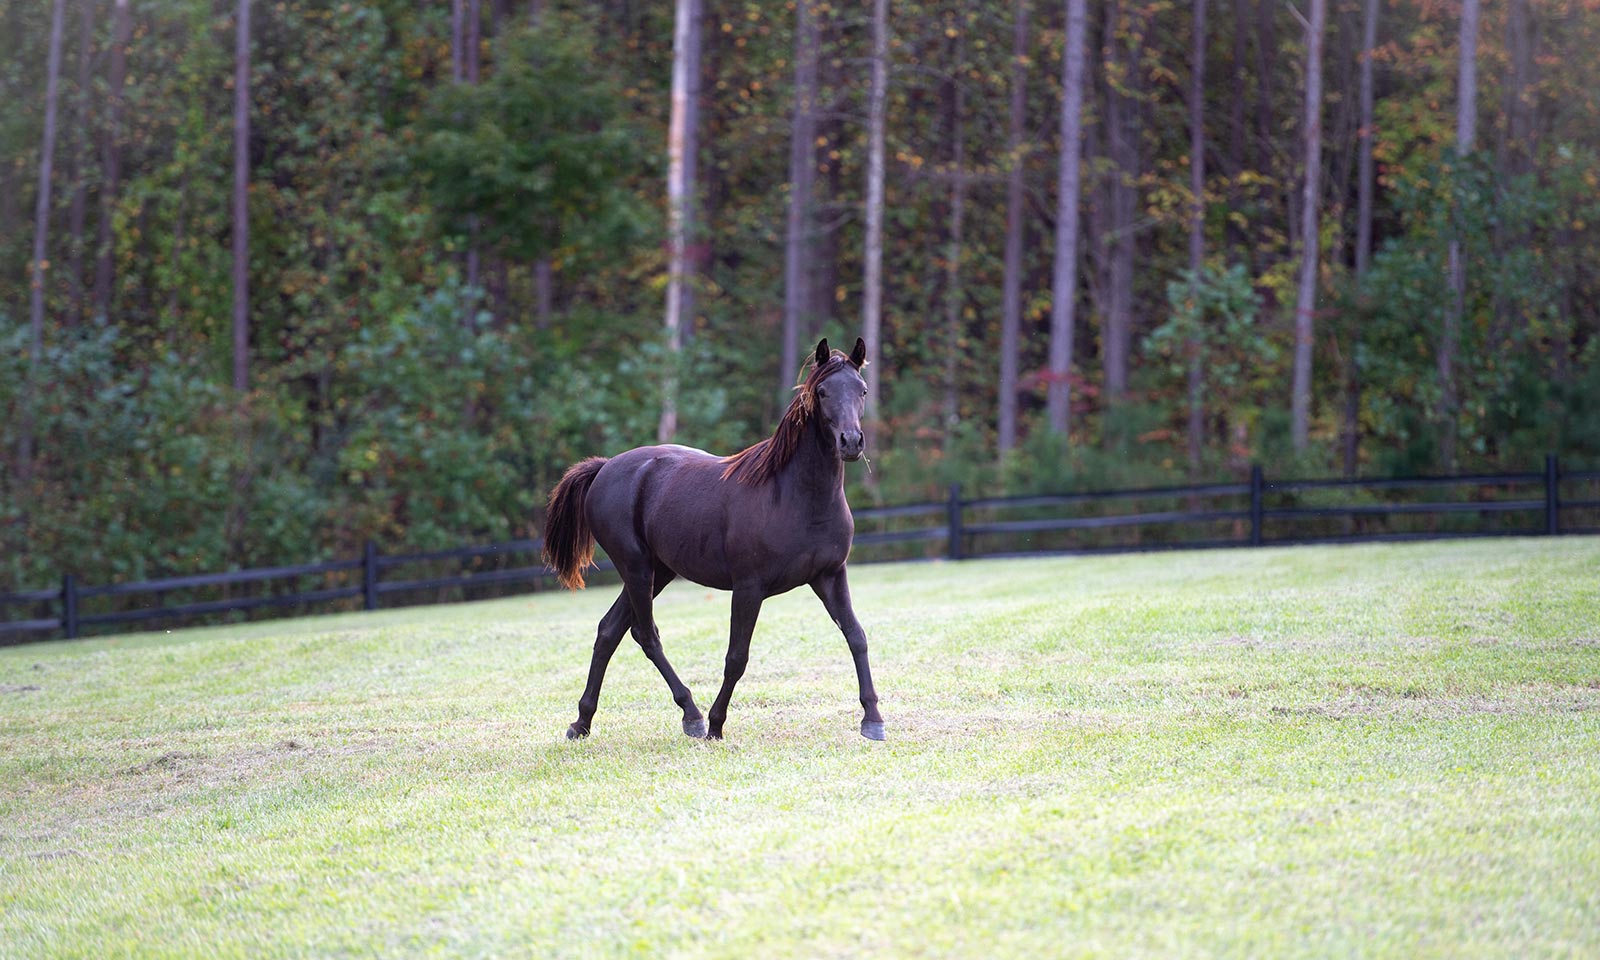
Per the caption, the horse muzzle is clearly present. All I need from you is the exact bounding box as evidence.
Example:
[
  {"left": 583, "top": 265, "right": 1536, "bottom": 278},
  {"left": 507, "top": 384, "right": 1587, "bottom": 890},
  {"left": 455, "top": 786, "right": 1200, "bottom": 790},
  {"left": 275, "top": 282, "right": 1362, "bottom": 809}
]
[{"left": 839, "top": 429, "right": 865, "bottom": 461}]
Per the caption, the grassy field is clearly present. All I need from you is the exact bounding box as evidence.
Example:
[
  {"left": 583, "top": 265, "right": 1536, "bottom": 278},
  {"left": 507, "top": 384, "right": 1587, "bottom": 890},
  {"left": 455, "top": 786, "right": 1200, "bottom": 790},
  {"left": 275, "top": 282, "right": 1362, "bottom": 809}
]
[{"left": 2, "top": 538, "right": 1598, "bottom": 958}]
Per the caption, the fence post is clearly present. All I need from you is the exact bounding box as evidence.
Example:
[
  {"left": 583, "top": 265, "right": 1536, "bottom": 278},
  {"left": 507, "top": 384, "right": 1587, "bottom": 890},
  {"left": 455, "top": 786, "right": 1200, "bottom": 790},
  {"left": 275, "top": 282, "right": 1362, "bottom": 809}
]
[
  {"left": 363, "top": 540, "right": 380, "bottom": 611},
  {"left": 62, "top": 574, "right": 79, "bottom": 640},
  {"left": 946, "top": 484, "right": 963, "bottom": 561},
  {"left": 1545, "top": 454, "right": 1560, "bottom": 536},
  {"left": 1249, "top": 464, "right": 1264, "bottom": 547}
]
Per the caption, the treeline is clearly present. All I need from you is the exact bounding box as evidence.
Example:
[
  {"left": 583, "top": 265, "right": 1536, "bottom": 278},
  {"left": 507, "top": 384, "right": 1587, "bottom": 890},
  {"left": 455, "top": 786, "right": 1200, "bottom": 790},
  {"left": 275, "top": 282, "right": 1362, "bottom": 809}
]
[{"left": 1, "top": 0, "right": 1597, "bottom": 590}]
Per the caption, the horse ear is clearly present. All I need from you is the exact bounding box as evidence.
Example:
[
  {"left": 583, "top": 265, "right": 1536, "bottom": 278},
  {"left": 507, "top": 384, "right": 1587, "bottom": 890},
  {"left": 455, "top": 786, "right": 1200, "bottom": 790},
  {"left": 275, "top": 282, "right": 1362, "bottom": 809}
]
[
  {"left": 849, "top": 337, "right": 867, "bottom": 368},
  {"left": 814, "top": 339, "right": 830, "bottom": 366}
]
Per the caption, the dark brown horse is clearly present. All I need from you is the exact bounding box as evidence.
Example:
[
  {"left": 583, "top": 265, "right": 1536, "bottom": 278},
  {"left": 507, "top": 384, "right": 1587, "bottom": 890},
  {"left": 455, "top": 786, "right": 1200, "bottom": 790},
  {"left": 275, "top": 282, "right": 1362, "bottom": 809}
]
[{"left": 543, "top": 338, "right": 884, "bottom": 741}]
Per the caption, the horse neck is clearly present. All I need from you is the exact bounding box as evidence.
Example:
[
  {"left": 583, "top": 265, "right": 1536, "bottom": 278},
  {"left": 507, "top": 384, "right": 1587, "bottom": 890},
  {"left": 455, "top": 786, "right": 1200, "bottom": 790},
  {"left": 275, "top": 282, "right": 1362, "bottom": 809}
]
[{"left": 781, "top": 413, "right": 844, "bottom": 504}]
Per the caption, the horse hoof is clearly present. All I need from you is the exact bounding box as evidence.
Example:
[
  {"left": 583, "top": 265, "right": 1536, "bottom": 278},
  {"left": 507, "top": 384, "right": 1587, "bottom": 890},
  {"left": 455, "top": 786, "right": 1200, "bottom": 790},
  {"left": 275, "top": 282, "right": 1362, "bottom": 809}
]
[
  {"left": 566, "top": 724, "right": 589, "bottom": 740},
  {"left": 683, "top": 717, "right": 708, "bottom": 739},
  {"left": 860, "top": 721, "right": 886, "bottom": 741}
]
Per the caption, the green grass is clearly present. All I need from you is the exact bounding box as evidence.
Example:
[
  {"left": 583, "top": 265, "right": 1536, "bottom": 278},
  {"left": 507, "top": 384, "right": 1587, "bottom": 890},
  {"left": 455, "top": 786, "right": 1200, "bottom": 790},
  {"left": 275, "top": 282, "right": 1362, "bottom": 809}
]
[{"left": 2, "top": 538, "right": 1599, "bottom": 958}]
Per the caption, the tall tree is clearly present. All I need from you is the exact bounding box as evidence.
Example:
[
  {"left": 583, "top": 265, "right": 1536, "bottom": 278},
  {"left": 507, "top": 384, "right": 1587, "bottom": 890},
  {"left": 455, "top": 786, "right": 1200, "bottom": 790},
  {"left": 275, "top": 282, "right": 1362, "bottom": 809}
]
[
  {"left": 65, "top": 0, "right": 95, "bottom": 325},
  {"left": 22, "top": 0, "right": 70, "bottom": 476},
  {"left": 528, "top": 0, "right": 552, "bottom": 326},
  {"left": 452, "top": 0, "right": 464, "bottom": 83},
  {"left": 940, "top": 20, "right": 969, "bottom": 444},
  {"left": 1096, "top": 0, "right": 1147, "bottom": 420},
  {"left": 1503, "top": 0, "right": 1534, "bottom": 171},
  {"left": 998, "top": 0, "right": 1029, "bottom": 456},
  {"left": 233, "top": 0, "right": 251, "bottom": 393},
  {"left": 464, "top": 0, "right": 482, "bottom": 305},
  {"left": 780, "top": 0, "right": 820, "bottom": 398},
  {"left": 1440, "top": 0, "right": 1479, "bottom": 468},
  {"left": 1345, "top": 0, "right": 1378, "bottom": 475},
  {"left": 467, "top": 0, "right": 481, "bottom": 84},
  {"left": 92, "top": 0, "right": 131, "bottom": 320},
  {"left": 862, "top": 0, "right": 889, "bottom": 447},
  {"left": 1047, "top": 0, "right": 1088, "bottom": 436},
  {"left": 659, "top": 0, "right": 703, "bottom": 442},
  {"left": 1290, "top": 0, "right": 1326, "bottom": 451},
  {"left": 1185, "top": 0, "right": 1207, "bottom": 471}
]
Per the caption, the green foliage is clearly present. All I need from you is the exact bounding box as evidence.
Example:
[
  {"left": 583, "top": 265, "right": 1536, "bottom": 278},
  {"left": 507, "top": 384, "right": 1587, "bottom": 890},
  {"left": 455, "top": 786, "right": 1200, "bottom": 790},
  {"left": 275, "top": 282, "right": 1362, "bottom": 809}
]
[
  {"left": 0, "top": 316, "right": 321, "bottom": 586},
  {"left": 411, "top": 16, "right": 652, "bottom": 265},
  {"left": 1150, "top": 265, "right": 1267, "bottom": 390},
  {"left": 1352, "top": 151, "right": 1599, "bottom": 473},
  {"left": 3, "top": 0, "right": 1599, "bottom": 591}
]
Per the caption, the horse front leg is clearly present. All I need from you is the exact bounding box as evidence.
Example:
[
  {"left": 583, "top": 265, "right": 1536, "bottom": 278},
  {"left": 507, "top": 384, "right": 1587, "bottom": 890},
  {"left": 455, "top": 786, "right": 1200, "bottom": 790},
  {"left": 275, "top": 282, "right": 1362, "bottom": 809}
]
[
  {"left": 707, "top": 587, "right": 764, "bottom": 740},
  {"left": 810, "top": 566, "right": 884, "bottom": 741}
]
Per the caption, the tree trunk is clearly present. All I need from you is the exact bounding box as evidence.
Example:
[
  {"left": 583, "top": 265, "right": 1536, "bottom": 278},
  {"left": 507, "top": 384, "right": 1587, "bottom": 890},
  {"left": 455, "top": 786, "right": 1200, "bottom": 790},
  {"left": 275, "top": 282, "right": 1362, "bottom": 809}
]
[
  {"left": 1503, "top": 0, "right": 1534, "bottom": 171},
  {"left": 1355, "top": 0, "right": 1377, "bottom": 281},
  {"left": 65, "top": 0, "right": 94, "bottom": 326},
  {"left": 529, "top": 0, "right": 550, "bottom": 328},
  {"left": 862, "top": 0, "right": 889, "bottom": 451},
  {"left": 1290, "top": 0, "right": 1326, "bottom": 451},
  {"left": 466, "top": 0, "right": 481, "bottom": 81},
  {"left": 1251, "top": 0, "right": 1280, "bottom": 279},
  {"left": 1101, "top": 0, "right": 1143, "bottom": 416},
  {"left": 683, "top": 0, "right": 702, "bottom": 347},
  {"left": 1222, "top": 0, "right": 1249, "bottom": 260},
  {"left": 998, "top": 0, "right": 1028, "bottom": 457},
  {"left": 780, "top": 0, "right": 820, "bottom": 398},
  {"left": 535, "top": 259, "right": 553, "bottom": 328},
  {"left": 1047, "top": 0, "right": 1088, "bottom": 437},
  {"left": 1455, "top": 0, "right": 1479, "bottom": 155},
  {"left": 22, "top": 0, "right": 70, "bottom": 477},
  {"left": 1493, "top": 0, "right": 1535, "bottom": 366},
  {"left": 464, "top": 0, "right": 482, "bottom": 320},
  {"left": 232, "top": 0, "right": 251, "bottom": 394},
  {"left": 93, "top": 0, "right": 131, "bottom": 320},
  {"left": 451, "top": 0, "right": 464, "bottom": 84},
  {"left": 1345, "top": 0, "right": 1378, "bottom": 476},
  {"left": 1440, "top": 0, "right": 1479, "bottom": 469},
  {"left": 807, "top": 143, "right": 841, "bottom": 340},
  {"left": 1185, "top": 0, "right": 1207, "bottom": 474},
  {"left": 942, "top": 43, "right": 968, "bottom": 446},
  {"left": 659, "top": 0, "right": 702, "bottom": 442}
]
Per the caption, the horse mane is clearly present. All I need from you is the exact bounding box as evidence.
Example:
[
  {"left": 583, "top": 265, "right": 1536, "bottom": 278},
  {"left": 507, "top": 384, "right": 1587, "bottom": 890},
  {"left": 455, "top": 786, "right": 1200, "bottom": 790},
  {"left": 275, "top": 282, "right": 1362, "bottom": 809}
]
[{"left": 721, "top": 351, "right": 853, "bottom": 485}]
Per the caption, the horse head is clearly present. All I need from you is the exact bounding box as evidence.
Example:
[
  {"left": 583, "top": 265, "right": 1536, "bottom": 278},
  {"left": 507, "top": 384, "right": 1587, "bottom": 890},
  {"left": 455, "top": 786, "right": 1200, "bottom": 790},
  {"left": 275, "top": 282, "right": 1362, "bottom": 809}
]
[{"left": 810, "top": 337, "right": 869, "bottom": 462}]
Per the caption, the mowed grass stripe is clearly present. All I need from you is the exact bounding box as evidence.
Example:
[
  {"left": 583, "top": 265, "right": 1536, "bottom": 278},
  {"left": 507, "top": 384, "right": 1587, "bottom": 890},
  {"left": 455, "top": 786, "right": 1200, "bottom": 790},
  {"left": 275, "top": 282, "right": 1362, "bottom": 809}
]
[{"left": 2, "top": 538, "right": 1598, "bottom": 958}]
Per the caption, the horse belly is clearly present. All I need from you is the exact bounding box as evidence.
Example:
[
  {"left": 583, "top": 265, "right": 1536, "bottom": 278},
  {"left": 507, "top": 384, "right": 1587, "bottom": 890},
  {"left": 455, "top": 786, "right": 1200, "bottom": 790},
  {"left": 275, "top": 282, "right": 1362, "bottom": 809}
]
[{"left": 649, "top": 521, "right": 736, "bottom": 591}]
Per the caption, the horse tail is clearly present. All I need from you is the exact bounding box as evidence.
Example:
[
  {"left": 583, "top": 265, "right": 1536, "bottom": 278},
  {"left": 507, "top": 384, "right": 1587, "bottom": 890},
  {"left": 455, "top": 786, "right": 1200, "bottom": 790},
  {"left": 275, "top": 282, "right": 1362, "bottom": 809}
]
[{"left": 543, "top": 457, "right": 607, "bottom": 590}]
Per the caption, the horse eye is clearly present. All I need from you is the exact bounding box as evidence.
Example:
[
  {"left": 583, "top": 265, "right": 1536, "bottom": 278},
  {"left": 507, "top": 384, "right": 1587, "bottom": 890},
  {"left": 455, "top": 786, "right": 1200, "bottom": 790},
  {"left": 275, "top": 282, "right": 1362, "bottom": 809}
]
[{"left": 817, "top": 388, "right": 828, "bottom": 400}]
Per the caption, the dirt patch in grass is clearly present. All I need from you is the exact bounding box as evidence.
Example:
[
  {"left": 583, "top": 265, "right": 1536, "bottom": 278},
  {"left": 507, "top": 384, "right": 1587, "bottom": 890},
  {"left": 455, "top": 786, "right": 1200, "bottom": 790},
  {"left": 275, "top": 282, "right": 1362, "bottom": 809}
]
[
  {"left": 26, "top": 848, "right": 91, "bottom": 861},
  {"left": 4, "top": 735, "right": 400, "bottom": 842},
  {"left": 1271, "top": 684, "right": 1600, "bottom": 720},
  {"left": 121, "top": 751, "right": 206, "bottom": 776},
  {"left": 0, "top": 684, "right": 41, "bottom": 694}
]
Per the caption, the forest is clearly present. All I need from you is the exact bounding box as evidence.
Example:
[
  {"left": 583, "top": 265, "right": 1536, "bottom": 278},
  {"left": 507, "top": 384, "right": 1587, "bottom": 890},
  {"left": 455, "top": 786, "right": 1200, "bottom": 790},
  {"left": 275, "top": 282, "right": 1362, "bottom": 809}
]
[{"left": 2, "top": 0, "right": 1598, "bottom": 590}]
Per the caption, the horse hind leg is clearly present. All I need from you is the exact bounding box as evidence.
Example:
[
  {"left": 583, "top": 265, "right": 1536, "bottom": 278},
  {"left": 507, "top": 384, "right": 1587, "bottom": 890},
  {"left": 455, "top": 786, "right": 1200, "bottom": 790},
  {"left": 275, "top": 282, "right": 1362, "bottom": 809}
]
[
  {"left": 568, "top": 591, "right": 633, "bottom": 739},
  {"left": 622, "top": 562, "right": 707, "bottom": 738}
]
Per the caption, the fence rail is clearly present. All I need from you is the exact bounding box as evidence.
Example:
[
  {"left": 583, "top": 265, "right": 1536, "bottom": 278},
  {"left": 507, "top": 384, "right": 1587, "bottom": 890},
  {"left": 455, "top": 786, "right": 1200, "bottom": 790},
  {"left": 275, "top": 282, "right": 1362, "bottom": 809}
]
[{"left": 3, "top": 454, "right": 1597, "bottom": 643}]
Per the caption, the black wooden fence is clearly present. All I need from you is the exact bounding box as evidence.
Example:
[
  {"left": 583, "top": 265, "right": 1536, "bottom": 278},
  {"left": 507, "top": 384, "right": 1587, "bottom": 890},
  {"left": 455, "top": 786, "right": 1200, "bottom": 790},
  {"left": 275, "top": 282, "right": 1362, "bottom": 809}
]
[{"left": 4, "top": 455, "right": 1597, "bottom": 643}]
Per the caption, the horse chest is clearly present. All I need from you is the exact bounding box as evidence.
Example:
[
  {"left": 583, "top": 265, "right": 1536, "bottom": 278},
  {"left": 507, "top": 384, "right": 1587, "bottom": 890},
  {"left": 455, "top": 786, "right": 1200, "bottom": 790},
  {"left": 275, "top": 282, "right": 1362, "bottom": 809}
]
[
  {"left": 708, "top": 501, "right": 849, "bottom": 594},
  {"left": 777, "top": 512, "right": 853, "bottom": 586}
]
